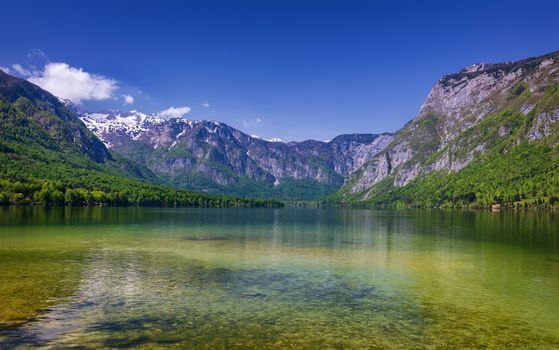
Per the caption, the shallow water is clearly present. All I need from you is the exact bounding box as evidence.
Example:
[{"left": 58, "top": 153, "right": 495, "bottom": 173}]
[{"left": 0, "top": 207, "right": 558, "bottom": 349}]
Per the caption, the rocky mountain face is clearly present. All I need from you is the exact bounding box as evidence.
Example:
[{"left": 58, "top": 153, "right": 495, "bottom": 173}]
[
  {"left": 80, "top": 110, "right": 393, "bottom": 199},
  {"left": 340, "top": 50, "right": 559, "bottom": 204}
]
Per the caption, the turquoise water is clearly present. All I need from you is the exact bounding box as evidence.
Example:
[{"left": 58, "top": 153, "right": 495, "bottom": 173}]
[{"left": 0, "top": 207, "right": 558, "bottom": 348}]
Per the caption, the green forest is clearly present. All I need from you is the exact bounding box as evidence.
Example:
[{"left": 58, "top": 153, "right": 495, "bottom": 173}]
[
  {"left": 361, "top": 143, "right": 559, "bottom": 210},
  {"left": 0, "top": 178, "right": 283, "bottom": 207}
]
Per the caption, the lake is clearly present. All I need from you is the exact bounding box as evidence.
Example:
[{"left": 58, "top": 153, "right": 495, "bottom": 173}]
[{"left": 0, "top": 207, "right": 558, "bottom": 349}]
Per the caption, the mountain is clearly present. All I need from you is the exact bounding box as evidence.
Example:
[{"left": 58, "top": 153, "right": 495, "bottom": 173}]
[
  {"left": 0, "top": 70, "right": 282, "bottom": 207},
  {"left": 338, "top": 50, "right": 559, "bottom": 208},
  {"left": 80, "top": 110, "right": 393, "bottom": 199},
  {"left": 5, "top": 48, "right": 558, "bottom": 207}
]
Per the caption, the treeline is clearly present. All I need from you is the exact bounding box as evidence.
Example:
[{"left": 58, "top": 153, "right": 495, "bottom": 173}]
[{"left": 0, "top": 178, "right": 284, "bottom": 208}]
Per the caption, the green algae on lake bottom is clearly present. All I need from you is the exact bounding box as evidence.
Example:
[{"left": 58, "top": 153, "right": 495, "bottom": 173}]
[{"left": 0, "top": 207, "right": 558, "bottom": 349}]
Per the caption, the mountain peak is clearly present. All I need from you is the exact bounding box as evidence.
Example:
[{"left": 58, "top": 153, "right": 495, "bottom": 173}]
[
  {"left": 440, "top": 50, "right": 559, "bottom": 86},
  {"left": 459, "top": 63, "right": 495, "bottom": 74}
]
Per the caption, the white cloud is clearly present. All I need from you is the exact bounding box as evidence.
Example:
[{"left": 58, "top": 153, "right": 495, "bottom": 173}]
[
  {"left": 0, "top": 66, "right": 11, "bottom": 74},
  {"left": 202, "top": 102, "right": 210, "bottom": 108},
  {"left": 12, "top": 64, "right": 31, "bottom": 76},
  {"left": 123, "top": 94, "right": 134, "bottom": 105},
  {"left": 157, "top": 106, "right": 191, "bottom": 119},
  {"left": 28, "top": 62, "right": 118, "bottom": 104},
  {"left": 242, "top": 117, "right": 262, "bottom": 128}
]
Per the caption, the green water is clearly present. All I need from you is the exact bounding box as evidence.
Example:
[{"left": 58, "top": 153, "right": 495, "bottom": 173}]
[{"left": 0, "top": 207, "right": 558, "bottom": 349}]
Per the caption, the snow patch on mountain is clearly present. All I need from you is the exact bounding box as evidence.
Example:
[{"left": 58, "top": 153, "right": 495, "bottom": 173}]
[
  {"left": 81, "top": 110, "right": 165, "bottom": 143},
  {"left": 79, "top": 109, "right": 200, "bottom": 147}
]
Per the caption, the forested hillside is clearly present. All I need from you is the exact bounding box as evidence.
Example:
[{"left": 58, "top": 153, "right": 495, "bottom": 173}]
[{"left": 0, "top": 70, "right": 282, "bottom": 207}]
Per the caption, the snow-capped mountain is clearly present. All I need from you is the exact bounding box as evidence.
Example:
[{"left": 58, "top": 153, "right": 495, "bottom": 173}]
[
  {"left": 75, "top": 108, "right": 393, "bottom": 199},
  {"left": 80, "top": 110, "right": 167, "bottom": 147}
]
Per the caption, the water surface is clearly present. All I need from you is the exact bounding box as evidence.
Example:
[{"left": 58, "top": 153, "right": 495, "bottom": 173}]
[{"left": 0, "top": 207, "right": 558, "bottom": 349}]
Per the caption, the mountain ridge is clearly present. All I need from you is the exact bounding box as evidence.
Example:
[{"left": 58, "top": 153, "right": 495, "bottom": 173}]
[{"left": 78, "top": 108, "right": 393, "bottom": 199}]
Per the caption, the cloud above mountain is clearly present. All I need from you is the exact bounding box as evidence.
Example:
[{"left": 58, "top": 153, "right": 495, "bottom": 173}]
[
  {"left": 157, "top": 106, "right": 191, "bottom": 119},
  {"left": 27, "top": 62, "right": 118, "bottom": 104}
]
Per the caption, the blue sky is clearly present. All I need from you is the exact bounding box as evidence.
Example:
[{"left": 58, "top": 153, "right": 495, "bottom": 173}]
[{"left": 1, "top": 0, "right": 558, "bottom": 141}]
